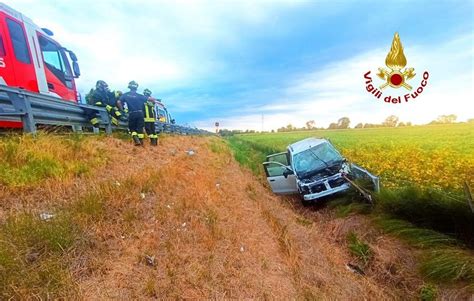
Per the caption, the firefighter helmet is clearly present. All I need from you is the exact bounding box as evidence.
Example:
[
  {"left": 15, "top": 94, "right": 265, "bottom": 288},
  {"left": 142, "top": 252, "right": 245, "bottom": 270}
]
[
  {"left": 114, "top": 90, "right": 123, "bottom": 99},
  {"left": 128, "top": 80, "right": 139, "bottom": 90},
  {"left": 143, "top": 88, "right": 152, "bottom": 97},
  {"left": 96, "top": 80, "right": 108, "bottom": 90}
]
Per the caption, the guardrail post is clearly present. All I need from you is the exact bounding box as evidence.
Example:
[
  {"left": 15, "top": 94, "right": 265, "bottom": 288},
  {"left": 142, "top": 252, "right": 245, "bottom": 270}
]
[
  {"left": 7, "top": 91, "right": 36, "bottom": 134},
  {"left": 98, "top": 110, "right": 112, "bottom": 135}
]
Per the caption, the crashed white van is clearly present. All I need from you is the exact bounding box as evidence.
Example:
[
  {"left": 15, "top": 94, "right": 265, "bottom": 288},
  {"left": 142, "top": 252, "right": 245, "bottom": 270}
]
[{"left": 263, "top": 138, "right": 379, "bottom": 204}]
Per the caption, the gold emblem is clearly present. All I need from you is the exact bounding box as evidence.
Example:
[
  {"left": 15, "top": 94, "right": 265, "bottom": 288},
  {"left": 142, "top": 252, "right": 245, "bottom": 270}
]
[{"left": 377, "top": 32, "right": 415, "bottom": 90}]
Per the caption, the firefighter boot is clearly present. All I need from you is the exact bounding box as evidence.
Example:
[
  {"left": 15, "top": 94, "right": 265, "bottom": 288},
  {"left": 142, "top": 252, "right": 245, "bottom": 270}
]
[
  {"left": 138, "top": 134, "right": 145, "bottom": 146},
  {"left": 150, "top": 137, "right": 158, "bottom": 146},
  {"left": 132, "top": 135, "right": 141, "bottom": 146}
]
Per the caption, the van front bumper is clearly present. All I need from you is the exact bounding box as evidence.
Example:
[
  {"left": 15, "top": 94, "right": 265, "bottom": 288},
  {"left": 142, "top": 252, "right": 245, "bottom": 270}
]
[{"left": 302, "top": 182, "right": 351, "bottom": 201}]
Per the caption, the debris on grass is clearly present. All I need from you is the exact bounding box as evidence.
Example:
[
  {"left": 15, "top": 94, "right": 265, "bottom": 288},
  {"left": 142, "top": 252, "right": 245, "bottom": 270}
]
[
  {"left": 145, "top": 255, "right": 156, "bottom": 267},
  {"left": 346, "top": 263, "right": 365, "bottom": 275},
  {"left": 39, "top": 212, "right": 55, "bottom": 221}
]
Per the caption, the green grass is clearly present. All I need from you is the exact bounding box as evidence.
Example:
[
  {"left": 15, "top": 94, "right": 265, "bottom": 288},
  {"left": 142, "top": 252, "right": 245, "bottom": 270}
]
[
  {"left": 0, "top": 133, "right": 108, "bottom": 187},
  {"left": 419, "top": 284, "right": 437, "bottom": 301},
  {"left": 421, "top": 249, "right": 474, "bottom": 284},
  {"left": 227, "top": 136, "right": 276, "bottom": 176},
  {"left": 72, "top": 191, "right": 107, "bottom": 222},
  {"left": 347, "top": 232, "right": 372, "bottom": 266},
  {"left": 376, "top": 187, "right": 473, "bottom": 244},
  {"left": 375, "top": 218, "right": 458, "bottom": 248},
  {"left": 0, "top": 213, "right": 81, "bottom": 299}
]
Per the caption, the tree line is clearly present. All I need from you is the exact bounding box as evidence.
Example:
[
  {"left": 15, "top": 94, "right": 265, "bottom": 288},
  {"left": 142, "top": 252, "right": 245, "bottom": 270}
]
[{"left": 218, "top": 114, "right": 472, "bottom": 136}]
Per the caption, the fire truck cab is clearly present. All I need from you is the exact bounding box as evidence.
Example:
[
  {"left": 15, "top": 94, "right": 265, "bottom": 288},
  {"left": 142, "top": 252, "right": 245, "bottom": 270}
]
[{"left": 0, "top": 3, "right": 80, "bottom": 104}]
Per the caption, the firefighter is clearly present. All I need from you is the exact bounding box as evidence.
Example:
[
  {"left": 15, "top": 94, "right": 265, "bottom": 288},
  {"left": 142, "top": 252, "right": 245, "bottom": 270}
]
[
  {"left": 89, "top": 80, "right": 124, "bottom": 126},
  {"left": 118, "top": 81, "right": 154, "bottom": 146},
  {"left": 143, "top": 88, "right": 158, "bottom": 146}
]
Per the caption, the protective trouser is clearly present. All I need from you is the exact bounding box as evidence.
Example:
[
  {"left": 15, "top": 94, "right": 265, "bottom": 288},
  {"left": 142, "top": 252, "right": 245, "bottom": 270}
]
[
  {"left": 145, "top": 122, "right": 158, "bottom": 146},
  {"left": 128, "top": 111, "right": 145, "bottom": 146},
  {"left": 94, "top": 101, "right": 123, "bottom": 126},
  {"left": 85, "top": 108, "right": 100, "bottom": 128},
  {"left": 144, "top": 104, "right": 158, "bottom": 146}
]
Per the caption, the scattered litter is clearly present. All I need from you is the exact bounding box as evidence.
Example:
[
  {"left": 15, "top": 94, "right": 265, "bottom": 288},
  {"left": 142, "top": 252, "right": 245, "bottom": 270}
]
[
  {"left": 240, "top": 246, "right": 245, "bottom": 252},
  {"left": 216, "top": 183, "right": 221, "bottom": 189},
  {"left": 26, "top": 252, "right": 39, "bottom": 263},
  {"left": 121, "top": 235, "right": 125, "bottom": 239},
  {"left": 185, "top": 150, "right": 195, "bottom": 156},
  {"left": 166, "top": 204, "right": 172, "bottom": 209},
  {"left": 140, "top": 192, "right": 146, "bottom": 199},
  {"left": 346, "top": 263, "right": 365, "bottom": 275},
  {"left": 114, "top": 181, "right": 121, "bottom": 186},
  {"left": 182, "top": 222, "right": 187, "bottom": 227},
  {"left": 39, "top": 212, "right": 54, "bottom": 221},
  {"left": 170, "top": 149, "right": 177, "bottom": 156},
  {"left": 145, "top": 255, "right": 156, "bottom": 267}
]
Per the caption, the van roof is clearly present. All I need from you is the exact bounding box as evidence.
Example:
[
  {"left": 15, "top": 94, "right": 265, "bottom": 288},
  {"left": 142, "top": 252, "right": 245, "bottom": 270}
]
[{"left": 288, "top": 137, "right": 327, "bottom": 154}]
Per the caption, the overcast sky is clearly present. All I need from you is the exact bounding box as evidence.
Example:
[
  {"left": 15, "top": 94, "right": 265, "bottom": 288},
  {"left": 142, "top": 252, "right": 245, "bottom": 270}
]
[{"left": 10, "top": 0, "right": 473, "bottom": 130}]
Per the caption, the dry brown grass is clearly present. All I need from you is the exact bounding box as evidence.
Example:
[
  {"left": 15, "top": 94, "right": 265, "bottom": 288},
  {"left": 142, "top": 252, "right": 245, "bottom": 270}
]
[{"left": 2, "top": 134, "right": 467, "bottom": 299}]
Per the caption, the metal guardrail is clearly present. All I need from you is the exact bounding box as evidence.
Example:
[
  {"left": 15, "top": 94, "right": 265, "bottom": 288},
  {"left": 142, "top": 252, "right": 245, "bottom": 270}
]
[{"left": 0, "top": 85, "right": 210, "bottom": 136}]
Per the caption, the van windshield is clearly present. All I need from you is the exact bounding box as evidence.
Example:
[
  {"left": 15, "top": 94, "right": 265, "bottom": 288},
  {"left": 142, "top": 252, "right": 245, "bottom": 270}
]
[{"left": 293, "top": 142, "right": 342, "bottom": 177}]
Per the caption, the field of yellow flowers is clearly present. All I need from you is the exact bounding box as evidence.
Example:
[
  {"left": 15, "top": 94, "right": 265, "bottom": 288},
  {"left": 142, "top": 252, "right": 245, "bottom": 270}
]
[{"left": 236, "top": 123, "right": 474, "bottom": 193}]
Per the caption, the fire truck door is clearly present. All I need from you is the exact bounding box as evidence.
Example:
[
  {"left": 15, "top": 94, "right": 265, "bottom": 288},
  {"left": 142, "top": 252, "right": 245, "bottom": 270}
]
[
  {"left": 2, "top": 17, "right": 37, "bottom": 91},
  {"left": 37, "top": 34, "right": 76, "bottom": 101}
]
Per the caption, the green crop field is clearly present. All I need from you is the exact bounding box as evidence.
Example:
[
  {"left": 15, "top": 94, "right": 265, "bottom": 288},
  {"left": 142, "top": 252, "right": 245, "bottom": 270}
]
[
  {"left": 232, "top": 123, "right": 474, "bottom": 192},
  {"left": 228, "top": 122, "right": 474, "bottom": 247}
]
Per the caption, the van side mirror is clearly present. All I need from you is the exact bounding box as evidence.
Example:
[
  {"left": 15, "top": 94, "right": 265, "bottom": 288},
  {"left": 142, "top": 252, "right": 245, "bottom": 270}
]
[
  {"left": 283, "top": 168, "right": 293, "bottom": 178},
  {"left": 72, "top": 61, "right": 81, "bottom": 78}
]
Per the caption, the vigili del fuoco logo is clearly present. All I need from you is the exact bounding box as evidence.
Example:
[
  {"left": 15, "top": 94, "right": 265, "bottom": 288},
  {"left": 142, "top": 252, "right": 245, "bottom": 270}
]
[{"left": 364, "top": 32, "right": 429, "bottom": 104}]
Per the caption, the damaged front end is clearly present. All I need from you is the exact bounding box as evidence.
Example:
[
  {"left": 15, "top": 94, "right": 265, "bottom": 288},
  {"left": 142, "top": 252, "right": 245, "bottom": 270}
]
[{"left": 297, "top": 162, "right": 351, "bottom": 201}]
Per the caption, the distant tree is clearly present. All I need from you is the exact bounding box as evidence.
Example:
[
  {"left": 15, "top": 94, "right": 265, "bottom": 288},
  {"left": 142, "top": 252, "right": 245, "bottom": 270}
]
[
  {"left": 219, "top": 129, "right": 234, "bottom": 136},
  {"left": 337, "top": 117, "right": 350, "bottom": 129},
  {"left": 383, "top": 115, "right": 399, "bottom": 127},
  {"left": 271, "top": 129, "right": 275, "bottom": 133},
  {"left": 406, "top": 122, "right": 412, "bottom": 126},
  {"left": 354, "top": 123, "right": 363, "bottom": 129},
  {"left": 398, "top": 122, "right": 406, "bottom": 127},
  {"left": 328, "top": 122, "right": 338, "bottom": 129},
  {"left": 285, "top": 124, "right": 295, "bottom": 131},
  {"left": 467, "top": 118, "right": 474, "bottom": 124},
  {"left": 305, "top": 120, "right": 316, "bottom": 130},
  {"left": 436, "top": 114, "right": 457, "bottom": 124},
  {"left": 363, "top": 123, "right": 380, "bottom": 128}
]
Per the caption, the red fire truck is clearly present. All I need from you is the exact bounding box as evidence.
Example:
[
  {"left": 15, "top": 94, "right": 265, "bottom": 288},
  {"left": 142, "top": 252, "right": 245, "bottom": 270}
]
[{"left": 0, "top": 3, "right": 80, "bottom": 127}]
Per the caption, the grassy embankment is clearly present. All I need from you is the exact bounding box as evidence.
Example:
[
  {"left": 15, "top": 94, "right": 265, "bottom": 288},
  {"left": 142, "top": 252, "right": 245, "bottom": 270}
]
[
  {"left": 0, "top": 133, "right": 163, "bottom": 298},
  {"left": 227, "top": 123, "right": 474, "bottom": 289}
]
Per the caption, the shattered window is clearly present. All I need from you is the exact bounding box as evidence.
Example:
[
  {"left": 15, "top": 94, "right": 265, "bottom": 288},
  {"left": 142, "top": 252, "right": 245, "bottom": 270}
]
[{"left": 293, "top": 142, "right": 342, "bottom": 176}]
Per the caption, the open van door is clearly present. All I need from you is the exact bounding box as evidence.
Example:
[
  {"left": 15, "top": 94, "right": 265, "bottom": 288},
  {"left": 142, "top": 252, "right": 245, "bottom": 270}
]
[
  {"left": 350, "top": 163, "right": 380, "bottom": 192},
  {"left": 263, "top": 152, "right": 298, "bottom": 194}
]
